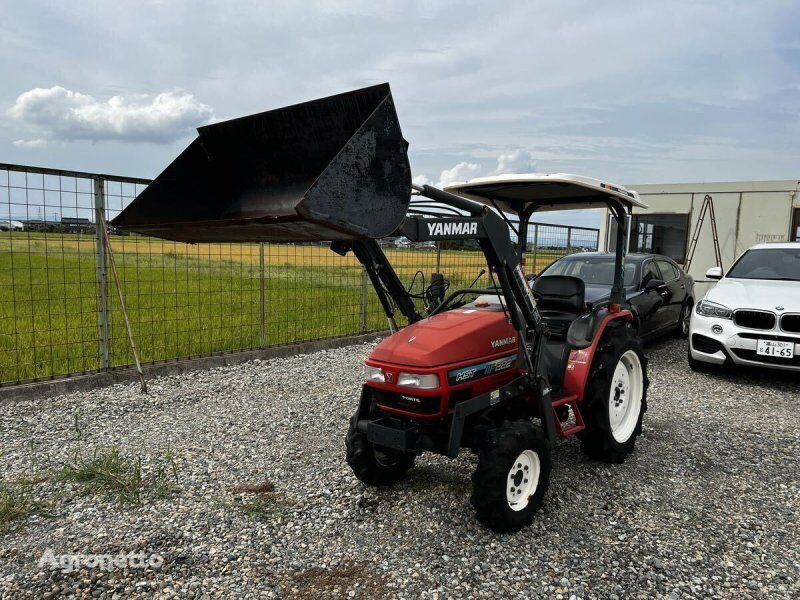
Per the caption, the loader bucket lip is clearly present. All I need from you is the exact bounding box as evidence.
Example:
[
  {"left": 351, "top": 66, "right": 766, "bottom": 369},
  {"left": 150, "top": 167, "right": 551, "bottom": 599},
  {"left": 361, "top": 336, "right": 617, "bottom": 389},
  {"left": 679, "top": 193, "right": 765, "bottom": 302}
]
[{"left": 111, "top": 83, "right": 411, "bottom": 243}]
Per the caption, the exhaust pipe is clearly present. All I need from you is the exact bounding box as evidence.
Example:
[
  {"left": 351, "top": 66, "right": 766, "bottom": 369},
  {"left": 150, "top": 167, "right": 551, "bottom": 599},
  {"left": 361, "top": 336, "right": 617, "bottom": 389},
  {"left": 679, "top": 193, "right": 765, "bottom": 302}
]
[{"left": 112, "top": 83, "right": 411, "bottom": 243}]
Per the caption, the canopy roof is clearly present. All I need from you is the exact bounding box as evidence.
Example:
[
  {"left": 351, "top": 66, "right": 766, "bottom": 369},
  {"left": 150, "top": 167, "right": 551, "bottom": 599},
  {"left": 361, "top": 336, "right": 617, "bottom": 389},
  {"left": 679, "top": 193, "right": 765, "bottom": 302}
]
[{"left": 444, "top": 173, "right": 648, "bottom": 214}]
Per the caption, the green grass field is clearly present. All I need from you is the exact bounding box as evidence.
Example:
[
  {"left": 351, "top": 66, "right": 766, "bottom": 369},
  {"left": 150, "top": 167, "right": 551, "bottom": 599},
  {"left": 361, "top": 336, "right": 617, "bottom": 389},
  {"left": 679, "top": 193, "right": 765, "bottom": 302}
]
[{"left": 0, "top": 232, "right": 567, "bottom": 385}]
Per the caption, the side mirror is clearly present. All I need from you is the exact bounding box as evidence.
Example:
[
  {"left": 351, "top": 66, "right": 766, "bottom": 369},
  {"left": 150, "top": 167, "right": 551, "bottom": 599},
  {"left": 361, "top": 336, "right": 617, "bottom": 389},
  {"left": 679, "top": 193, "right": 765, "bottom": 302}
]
[
  {"left": 706, "top": 266, "right": 723, "bottom": 280},
  {"left": 644, "top": 278, "right": 665, "bottom": 291}
]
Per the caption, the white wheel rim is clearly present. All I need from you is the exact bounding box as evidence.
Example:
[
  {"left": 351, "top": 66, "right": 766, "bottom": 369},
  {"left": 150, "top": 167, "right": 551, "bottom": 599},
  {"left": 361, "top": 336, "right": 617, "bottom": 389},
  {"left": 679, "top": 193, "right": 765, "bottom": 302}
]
[
  {"left": 506, "top": 450, "right": 540, "bottom": 511},
  {"left": 608, "top": 350, "right": 643, "bottom": 443}
]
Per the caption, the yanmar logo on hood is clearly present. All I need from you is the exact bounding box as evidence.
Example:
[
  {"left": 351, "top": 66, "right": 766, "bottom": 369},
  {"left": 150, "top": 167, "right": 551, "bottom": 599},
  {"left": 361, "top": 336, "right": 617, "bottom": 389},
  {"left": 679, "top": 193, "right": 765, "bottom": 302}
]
[{"left": 491, "top": 336, "right": 516, "bottom": 349}]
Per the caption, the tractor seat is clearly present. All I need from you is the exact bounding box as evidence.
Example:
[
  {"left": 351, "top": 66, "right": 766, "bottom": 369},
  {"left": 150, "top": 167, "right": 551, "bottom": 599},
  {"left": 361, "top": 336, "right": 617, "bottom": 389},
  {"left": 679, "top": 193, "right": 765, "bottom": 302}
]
[{"left": 531, "top": 275, "right": 586, "bottom": 338}]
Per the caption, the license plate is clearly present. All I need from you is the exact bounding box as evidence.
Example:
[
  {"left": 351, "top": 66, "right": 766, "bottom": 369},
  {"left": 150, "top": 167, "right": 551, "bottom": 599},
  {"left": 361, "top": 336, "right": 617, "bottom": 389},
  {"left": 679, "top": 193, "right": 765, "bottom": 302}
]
[{"left": 756, "top": 339, "right": 795, "bottom": 358}]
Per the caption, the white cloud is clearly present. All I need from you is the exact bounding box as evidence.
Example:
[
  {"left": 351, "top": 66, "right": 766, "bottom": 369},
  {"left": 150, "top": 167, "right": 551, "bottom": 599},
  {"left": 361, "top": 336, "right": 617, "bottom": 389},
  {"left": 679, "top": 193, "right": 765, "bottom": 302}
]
[
  {"left": 435, "top": 161, "right": 482, "bottom": 188},
  {"left": 413, "top": 148, "right": 537, "bottom": 190},
  {"left": 494, "top": 148, "right": 537, "bottom": 174},
  {"left": 12, "top": 138, "right": 47, "bottom": 148},
  {"left": 7, "top": 86, "right": 213, "bottom": 145},
  {"left": 412, "top": 173, "right": 430, "bottom": 186}
]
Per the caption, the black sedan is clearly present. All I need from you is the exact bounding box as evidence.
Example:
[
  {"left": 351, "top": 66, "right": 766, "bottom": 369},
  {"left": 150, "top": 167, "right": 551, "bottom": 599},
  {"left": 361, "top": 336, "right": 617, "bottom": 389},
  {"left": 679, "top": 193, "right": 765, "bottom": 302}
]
[{"left": 535, "top": 252, "right": 695, "bottom": 340}]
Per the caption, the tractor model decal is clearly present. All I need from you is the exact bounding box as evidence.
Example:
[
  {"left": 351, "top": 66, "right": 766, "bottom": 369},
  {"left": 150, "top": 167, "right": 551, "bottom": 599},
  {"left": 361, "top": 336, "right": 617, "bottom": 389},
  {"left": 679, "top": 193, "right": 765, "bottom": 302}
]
[{"left": 447, "top": 354, "right": 516, "bottom": 385}]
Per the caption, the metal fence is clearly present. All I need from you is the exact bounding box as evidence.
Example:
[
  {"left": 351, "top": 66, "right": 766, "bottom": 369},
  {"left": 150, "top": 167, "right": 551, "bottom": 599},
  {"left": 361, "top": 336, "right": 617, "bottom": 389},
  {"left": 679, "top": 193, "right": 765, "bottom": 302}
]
[{"left": 0, "top": 162, "right": 599, "bottom": 387}]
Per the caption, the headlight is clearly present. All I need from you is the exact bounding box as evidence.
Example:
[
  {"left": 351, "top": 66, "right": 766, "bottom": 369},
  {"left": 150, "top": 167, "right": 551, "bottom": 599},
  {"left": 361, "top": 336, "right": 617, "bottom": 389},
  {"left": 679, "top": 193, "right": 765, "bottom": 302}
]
[
  {"left": 397, "top": 372, "right": 440, "bottom": 390},
  {"left": 364, "top": 365, "right": 385, "bottom": 383},
  {"left": 696, "top": 300, "right": 733, "bottom": 319}
]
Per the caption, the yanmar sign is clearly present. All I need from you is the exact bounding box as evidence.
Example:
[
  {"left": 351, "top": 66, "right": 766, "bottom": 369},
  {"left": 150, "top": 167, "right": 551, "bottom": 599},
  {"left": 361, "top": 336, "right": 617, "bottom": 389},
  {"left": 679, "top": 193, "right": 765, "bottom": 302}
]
[{"left": 426, "top": 221, "right": 478, "bottom": 237}]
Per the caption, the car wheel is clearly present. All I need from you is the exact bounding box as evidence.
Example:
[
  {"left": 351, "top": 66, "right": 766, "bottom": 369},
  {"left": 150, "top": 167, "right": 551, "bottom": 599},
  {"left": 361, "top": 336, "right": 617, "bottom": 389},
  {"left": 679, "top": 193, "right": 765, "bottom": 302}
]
[{"left": 675, "top": 300, "right": 693, "bottom": 338}]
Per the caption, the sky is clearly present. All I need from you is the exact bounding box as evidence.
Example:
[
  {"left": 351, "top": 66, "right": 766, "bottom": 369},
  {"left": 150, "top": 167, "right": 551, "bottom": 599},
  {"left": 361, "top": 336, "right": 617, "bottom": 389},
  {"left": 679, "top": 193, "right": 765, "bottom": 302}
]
[{"left": 1, "top": 0, "right": 799, "bottom": 228}]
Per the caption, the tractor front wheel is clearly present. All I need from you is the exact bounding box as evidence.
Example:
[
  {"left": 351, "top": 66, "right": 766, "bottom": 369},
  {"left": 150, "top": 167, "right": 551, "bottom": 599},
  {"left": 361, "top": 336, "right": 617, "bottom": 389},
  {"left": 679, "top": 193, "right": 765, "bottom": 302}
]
[
  {"left": 580, "top": 324, "right": 649, "bottom": 463},
  {"left": 345, "top": 415, "right": 415, "bottom": 486},
  {"left": 470, "top": 420, "right": 552, "bottom": 533}
]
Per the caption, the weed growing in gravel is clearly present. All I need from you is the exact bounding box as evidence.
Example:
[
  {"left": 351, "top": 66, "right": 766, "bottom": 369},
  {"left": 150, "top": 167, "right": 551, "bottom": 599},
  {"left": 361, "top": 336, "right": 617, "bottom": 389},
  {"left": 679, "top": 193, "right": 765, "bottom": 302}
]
[
  {"left": 153, "top": 446, "right": 180, "bottom": 500},
  {"left": 289, "top": 560, "right": 389, "bottom": 599},
  {"left": 0, "top": 440, "right": 53, "bottom": 534},
  {"left": 0, "top": 485, "right": 36, "bottom": 532},
  {"left": 58, "top": 445, "right": 179, "bottom": 505},
  {"left": 73, "top": 409, "right": 83, "bottom": 441}
]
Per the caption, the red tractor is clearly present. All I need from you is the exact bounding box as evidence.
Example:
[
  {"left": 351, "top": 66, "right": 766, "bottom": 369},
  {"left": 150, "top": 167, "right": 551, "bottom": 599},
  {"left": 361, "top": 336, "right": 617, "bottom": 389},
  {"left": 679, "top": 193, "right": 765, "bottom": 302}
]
[
  {"left": 344, "top": 175, "right": 649, "bottom": 532},
  {"left": 114, "top": 83, "right": 650, "bottom": 533}
]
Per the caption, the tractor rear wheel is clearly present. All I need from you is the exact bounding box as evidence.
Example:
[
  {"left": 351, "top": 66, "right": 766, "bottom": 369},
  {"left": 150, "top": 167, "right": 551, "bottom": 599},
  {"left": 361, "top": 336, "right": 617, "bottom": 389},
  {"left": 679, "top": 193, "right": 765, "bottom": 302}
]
[
  {"left": 345, "top": 414, "right": 415, "bottom": 486},
  {"left": 579, "top": 323, "right": 649, "bottom": 463},
  {"left": 470, "top": 420, "right": 552, "bottom": 533}
]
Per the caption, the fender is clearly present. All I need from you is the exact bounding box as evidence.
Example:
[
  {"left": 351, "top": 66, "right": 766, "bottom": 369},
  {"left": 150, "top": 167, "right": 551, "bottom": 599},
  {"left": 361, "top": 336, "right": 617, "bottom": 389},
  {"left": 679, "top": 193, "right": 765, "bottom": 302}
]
[{"left": 561, "top": 310, "right": 634, "bottom": 402}]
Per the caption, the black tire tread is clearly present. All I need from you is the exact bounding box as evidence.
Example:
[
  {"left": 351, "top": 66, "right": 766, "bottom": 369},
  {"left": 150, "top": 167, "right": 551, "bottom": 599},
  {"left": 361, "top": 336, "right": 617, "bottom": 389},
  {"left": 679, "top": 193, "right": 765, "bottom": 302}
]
[
  {"left": 345, "top": 415, "right": 415, "bottom": 486},
  {"left": 580, "top": 323, "right": 649, "bottom": 464},
  {"left": 470, "top": 420, "right": 552, "bottom": 533}
]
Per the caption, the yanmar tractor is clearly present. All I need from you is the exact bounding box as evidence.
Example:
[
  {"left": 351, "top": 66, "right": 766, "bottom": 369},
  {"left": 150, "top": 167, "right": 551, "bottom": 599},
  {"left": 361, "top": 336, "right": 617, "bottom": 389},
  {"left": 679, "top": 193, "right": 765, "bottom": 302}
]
[{"left": 115, "top": 83, "right": 650, "bottom": 533}]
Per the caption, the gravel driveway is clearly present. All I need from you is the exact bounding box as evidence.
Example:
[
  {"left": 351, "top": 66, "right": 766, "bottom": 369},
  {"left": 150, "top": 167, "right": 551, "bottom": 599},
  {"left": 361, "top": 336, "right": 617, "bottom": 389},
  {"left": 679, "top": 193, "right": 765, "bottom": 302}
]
[{"left": 0, "top": 338, "right": 798, "bottom": 599}]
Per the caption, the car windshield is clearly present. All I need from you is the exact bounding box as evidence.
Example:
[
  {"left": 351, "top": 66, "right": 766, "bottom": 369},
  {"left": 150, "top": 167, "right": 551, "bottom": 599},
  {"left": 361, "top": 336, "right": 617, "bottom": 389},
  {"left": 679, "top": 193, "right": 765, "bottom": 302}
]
[
  {"left": 727, "top": 248, "right": 800, "bottom": 281},
  {"left": 542, "top": 258, "right": 637, "bottom": 286}
]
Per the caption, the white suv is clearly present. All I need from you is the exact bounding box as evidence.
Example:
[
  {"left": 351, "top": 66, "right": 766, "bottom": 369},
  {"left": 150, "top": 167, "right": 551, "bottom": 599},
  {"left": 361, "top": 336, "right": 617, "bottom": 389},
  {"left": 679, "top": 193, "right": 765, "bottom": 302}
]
[{"left": 688, "top": 242, "right": 800, "bottom": 372}]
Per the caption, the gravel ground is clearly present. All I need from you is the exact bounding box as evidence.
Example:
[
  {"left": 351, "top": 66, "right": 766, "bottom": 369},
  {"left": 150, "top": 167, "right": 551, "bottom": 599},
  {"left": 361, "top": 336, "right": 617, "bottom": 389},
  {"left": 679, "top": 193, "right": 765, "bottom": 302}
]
[{"left": 0, "top": 338, "right": 798, "bottom": 599}]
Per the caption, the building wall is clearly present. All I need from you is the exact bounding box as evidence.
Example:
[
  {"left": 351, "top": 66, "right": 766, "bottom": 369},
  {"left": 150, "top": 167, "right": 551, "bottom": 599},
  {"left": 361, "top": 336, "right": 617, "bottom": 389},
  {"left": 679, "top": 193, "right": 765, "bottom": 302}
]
[{"left": 599, "top": 179, "right": 800, "bottom": 296}]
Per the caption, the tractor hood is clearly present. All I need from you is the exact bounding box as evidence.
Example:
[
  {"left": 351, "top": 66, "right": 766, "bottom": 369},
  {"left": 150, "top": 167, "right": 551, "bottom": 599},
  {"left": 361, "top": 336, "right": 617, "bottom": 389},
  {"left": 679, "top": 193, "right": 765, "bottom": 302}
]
[{"left": 369, "top": 308, "right": 518, "bottom": 368}]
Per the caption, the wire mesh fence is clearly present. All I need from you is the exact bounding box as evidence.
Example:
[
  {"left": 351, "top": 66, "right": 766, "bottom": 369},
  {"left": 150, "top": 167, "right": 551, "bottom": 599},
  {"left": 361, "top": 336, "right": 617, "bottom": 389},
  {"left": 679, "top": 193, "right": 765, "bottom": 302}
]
[{"left": 0, "top": 162, "right": 598, "bottom": 387}]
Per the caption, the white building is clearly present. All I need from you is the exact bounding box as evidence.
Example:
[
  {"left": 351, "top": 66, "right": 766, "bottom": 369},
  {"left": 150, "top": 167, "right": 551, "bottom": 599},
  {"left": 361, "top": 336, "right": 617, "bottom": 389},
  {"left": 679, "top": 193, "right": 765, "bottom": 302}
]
[{"left": 599, "top": 179, "right": 800, "bottom": 294}]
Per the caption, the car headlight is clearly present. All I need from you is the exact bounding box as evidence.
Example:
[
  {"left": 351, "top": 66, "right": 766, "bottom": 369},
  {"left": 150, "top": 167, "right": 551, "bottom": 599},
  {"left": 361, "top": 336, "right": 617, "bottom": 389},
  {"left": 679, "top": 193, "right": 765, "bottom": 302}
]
[
  {"left": 696, "top": 300, "right": 733, "bottom": 319},
  {"left": 364, "top": 365, "right": 385, "bottom": 383},
  {"left": 397, "top": 372, "right": 439, "bottom": 390}
]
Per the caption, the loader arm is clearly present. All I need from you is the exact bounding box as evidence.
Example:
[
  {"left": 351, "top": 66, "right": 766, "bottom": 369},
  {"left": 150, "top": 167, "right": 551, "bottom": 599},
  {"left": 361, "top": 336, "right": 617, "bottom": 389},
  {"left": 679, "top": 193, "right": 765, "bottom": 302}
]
[{"left": 331, "top": 239, "right": 422, "bottom": 330}]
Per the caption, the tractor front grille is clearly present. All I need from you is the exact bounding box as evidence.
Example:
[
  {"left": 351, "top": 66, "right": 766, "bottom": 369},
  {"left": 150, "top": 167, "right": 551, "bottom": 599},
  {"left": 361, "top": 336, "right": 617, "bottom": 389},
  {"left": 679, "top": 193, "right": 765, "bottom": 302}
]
[
  {"left": 780, "top": 314, "right": 800, "bottom": 334},
  {"left": 372, "top": 388, "right": 442, "bottom": 415},
  {"left": 692, "top": 334, "right": 725, "bottom": 355},
  {"left": 734, "top": 310, "right": 775, "bottom": 330}
]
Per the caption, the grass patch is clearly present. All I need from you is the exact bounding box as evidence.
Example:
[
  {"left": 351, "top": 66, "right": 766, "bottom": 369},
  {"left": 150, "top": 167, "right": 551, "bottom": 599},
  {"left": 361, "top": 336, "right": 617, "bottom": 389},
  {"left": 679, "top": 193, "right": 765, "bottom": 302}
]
[
  {"left": 0, "top": 230, "right": 573, "bottom": 384},
  {"left": 0, "top": 485, "right": 36, "bottom": 532},
  {"left": 289, "top": 560, "right": 389, "bottom": 599},
  {"left": 58, "top": 445, "right": 178, "bottom": 505}
]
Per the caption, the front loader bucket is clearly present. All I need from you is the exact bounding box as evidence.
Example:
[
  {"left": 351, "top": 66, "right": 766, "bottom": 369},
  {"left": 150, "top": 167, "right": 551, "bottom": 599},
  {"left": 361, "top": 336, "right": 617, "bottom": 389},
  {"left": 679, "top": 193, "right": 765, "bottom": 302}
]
[{"left": 111, "top": 83, "right": 411, "bottom": 243}]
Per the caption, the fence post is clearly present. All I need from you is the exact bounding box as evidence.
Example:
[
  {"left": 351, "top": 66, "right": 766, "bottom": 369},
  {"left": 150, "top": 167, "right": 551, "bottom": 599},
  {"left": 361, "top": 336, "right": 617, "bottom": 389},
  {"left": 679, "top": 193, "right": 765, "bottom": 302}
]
[
  {"left": 360, "top": 266, "right": 368, "bottom": 332},
  {"left": 532, "top": 223, "right": 539, "bottom": 272},
  {"left": 435, "top": 241, "right": 441, "bottom": 273},
  {"left": 93, "top": 177, "right": 110, "bottom": 369},
  {"left": 566, "top": 227, "right": 572, "bottom": 253},
  {"left": 259, "top": 243, "right": 266, "bottom": 348}
]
